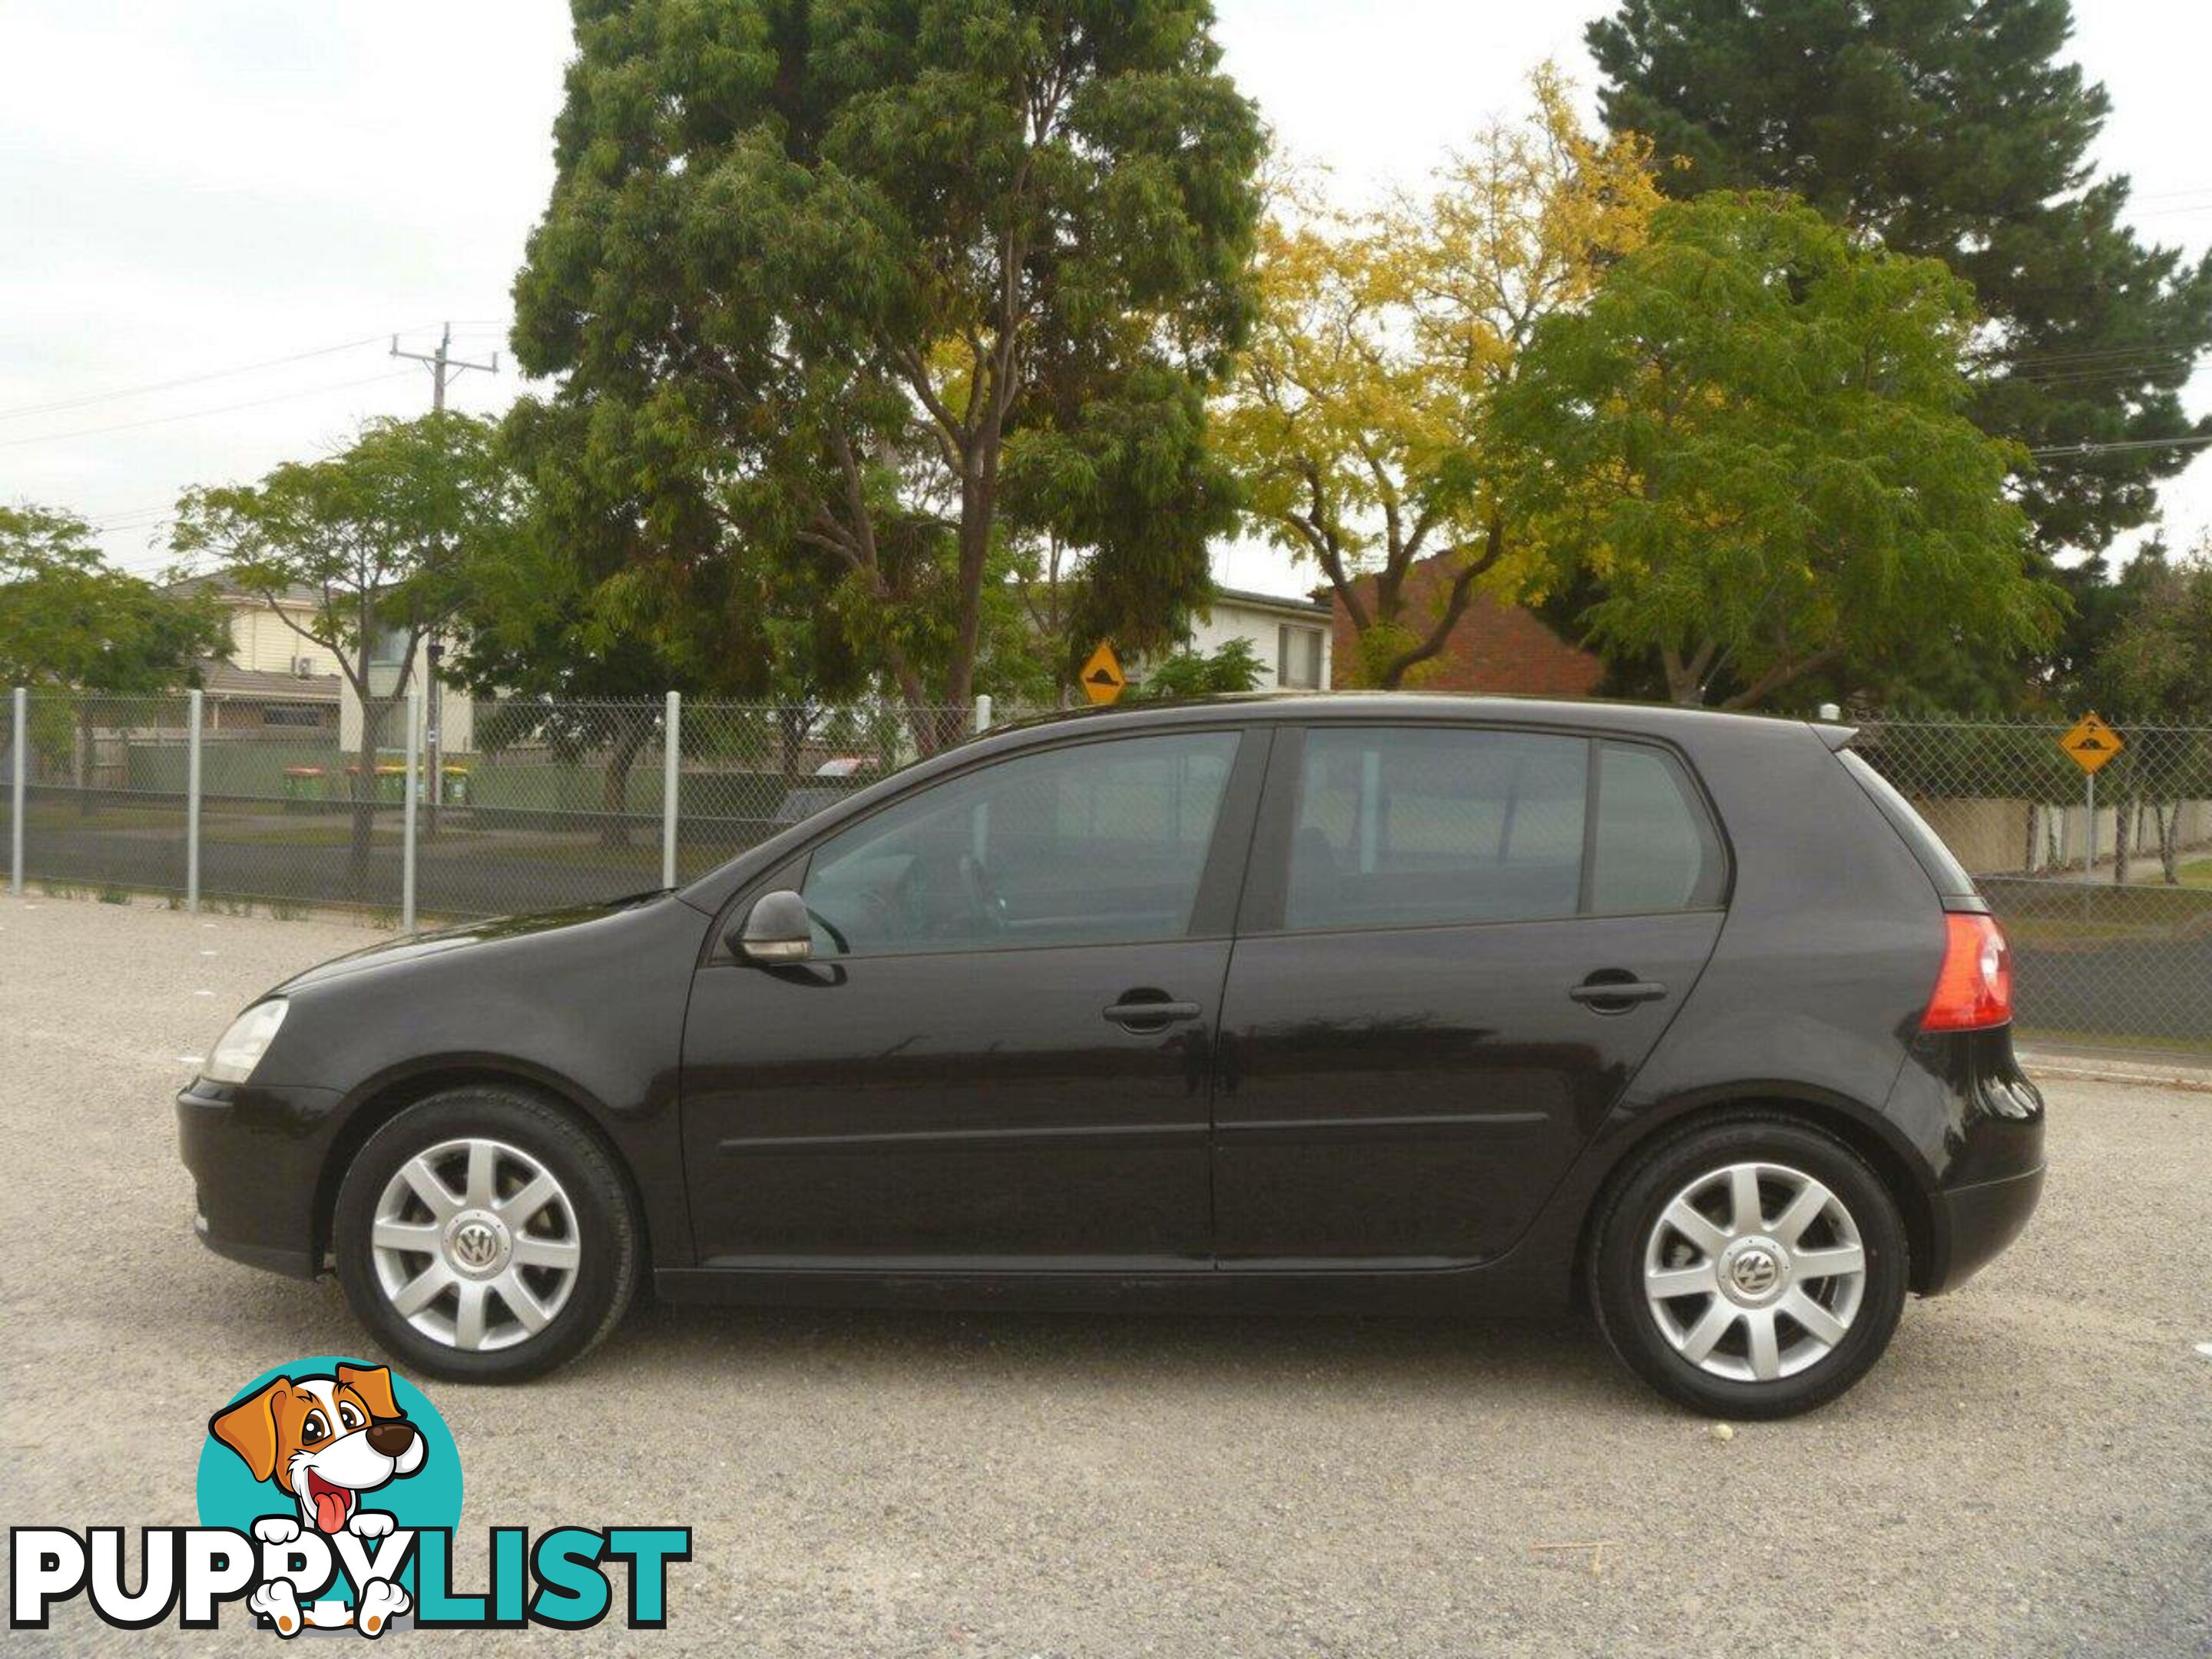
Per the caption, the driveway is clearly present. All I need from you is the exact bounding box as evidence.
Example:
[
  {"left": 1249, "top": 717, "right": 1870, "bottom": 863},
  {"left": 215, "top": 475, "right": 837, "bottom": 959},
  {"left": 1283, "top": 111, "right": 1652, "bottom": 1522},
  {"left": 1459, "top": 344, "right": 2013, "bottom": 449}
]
[{"left": 2, "top": 895, "right": 2207, "bottom": 1657}]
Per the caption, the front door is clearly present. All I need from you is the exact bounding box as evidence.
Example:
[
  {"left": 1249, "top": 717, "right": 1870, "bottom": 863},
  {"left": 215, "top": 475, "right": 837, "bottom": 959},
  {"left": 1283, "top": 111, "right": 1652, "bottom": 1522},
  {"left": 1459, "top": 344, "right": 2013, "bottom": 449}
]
[
  {"left": 681, "top": 726, "right": 1263, "bottom": 1267},
  {"left": 1213, "top": 724, "right": 1728, "bottom": 1264}
]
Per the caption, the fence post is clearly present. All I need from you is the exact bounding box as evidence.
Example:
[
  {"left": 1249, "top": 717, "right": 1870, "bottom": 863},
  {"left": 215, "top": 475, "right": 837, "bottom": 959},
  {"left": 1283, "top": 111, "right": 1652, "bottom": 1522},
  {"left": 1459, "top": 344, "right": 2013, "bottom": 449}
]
[
  {"left": 402, "top": 689, "right": 420, "bottom": 932},
  {"left": 186, "top": 688, "right": 203, "bottom": 914},
  {"left": 975, "top": 694, "right": 992, "bottom": 733},
  {"left": 662, "top": 690, "right": 681, "bottom": 891},
  {"left": 9, "top": 687, "right": 24, "bottom": 896}
]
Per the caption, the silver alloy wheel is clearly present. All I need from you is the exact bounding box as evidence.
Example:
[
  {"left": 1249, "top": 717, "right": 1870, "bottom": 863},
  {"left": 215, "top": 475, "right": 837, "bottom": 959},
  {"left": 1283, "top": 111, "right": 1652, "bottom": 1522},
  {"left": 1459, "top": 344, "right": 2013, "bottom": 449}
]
[
  {"left": 368, "top": 1137, "right": 582, "bottom": 1353},
  {"left": 1641, "top": 1161, "right": 1867, "bottom": 1384}
]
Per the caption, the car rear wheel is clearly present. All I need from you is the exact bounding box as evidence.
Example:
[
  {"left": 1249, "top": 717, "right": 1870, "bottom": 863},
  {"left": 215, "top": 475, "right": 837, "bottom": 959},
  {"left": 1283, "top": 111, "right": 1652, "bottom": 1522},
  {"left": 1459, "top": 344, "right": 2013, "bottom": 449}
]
[
  {"left": 333, "top": 1088, "right": 641, "bottom": 1383},
  {"left": 1589, "top": 1114, "right": 1908, "bottom": 1419}
]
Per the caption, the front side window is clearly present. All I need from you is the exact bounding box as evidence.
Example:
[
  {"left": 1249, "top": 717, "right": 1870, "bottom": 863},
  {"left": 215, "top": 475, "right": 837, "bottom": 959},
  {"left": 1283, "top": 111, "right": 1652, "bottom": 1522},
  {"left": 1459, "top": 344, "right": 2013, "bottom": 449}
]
[
  {"left": 801, "top": 731, "right": 1240, "bottom": 957},
  {"left": 1286, "top": 727, "right": 1588, "bottom": 929}
]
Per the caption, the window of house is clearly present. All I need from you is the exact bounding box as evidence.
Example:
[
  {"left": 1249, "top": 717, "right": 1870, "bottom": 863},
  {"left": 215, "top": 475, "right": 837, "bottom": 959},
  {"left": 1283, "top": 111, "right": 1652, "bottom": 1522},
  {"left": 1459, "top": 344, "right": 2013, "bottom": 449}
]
[
  {"left": 802, "top": 731, "right": 1240, "bottom": 957},
  {"left": 1277, "top": 624, "right": 1325, "bottom": 689}
]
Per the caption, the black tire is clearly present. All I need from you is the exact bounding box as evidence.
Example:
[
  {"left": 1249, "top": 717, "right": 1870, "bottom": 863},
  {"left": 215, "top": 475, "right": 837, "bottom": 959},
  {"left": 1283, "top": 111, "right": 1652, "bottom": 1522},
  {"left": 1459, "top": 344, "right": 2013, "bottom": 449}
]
[
  {"left": 333, "top": 1088, "right": 642, "bottom": 1384},
  {"left": 1588, "top": 1113, "right": 1909, "bottom": 1420}
]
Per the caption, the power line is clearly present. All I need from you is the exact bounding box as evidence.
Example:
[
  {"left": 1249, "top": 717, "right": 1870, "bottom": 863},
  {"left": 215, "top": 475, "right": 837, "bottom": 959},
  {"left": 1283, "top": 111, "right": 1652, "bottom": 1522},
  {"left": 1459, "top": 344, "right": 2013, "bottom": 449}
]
[
  {"left": 0, "top": 335, "right": 389, "bottom": 423},
  {"left": 2028, "top": 432, "right": 2212, "bottom": 459},
  {"left": 0, "top": 370, "right": 416, "bottom": 450}
]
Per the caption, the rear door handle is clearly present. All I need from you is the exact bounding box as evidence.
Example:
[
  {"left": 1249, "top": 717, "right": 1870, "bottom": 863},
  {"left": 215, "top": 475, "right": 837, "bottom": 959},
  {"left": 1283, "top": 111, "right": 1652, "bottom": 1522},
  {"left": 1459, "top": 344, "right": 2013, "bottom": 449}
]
[
  {"left": 1103, "top": 999, "right": 1202, "bottom": 1031},
  {"left": 1569, "top": 979, "right": 1669, "bottom": 1011}
]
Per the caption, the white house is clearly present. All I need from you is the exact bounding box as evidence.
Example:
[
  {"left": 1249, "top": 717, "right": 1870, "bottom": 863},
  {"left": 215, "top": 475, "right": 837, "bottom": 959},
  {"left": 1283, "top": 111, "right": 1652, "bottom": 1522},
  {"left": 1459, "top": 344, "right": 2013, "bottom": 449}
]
[
  {"left": 1176, "top": 585, "right": 1334, "bottom": 690},
  {"left": 171, "top": 575, "right": 472, "bottom": 753}
]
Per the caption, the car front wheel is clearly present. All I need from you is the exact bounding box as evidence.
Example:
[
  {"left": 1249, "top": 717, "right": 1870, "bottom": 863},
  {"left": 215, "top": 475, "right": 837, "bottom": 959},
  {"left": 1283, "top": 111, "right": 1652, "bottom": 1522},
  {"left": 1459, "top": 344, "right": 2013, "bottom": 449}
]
[
  {"left": 333, "top": 1088, "right": 641, "bottom": 1383},
  {"left": 1589, "top": 1114, "right": 1909, "bottom": 1419}
]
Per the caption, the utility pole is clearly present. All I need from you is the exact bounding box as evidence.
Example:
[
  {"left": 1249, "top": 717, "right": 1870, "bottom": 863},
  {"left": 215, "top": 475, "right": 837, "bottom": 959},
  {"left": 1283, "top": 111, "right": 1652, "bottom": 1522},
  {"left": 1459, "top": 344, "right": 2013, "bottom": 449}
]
[
  {"left": 390, "top": 323, "right": 498, "bottom": 831},
  {"left": 390, "top": 321, "right": 497, "bottom": 413}
]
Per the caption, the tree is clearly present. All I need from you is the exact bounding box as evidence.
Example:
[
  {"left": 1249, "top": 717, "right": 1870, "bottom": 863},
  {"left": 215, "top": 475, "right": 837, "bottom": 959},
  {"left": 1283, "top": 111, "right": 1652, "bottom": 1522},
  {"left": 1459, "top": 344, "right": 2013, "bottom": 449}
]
[
  {"left": 1588, "top": 0, "right": 2212, "bottom": 565},
  {"left": 172, "top": 415, "right": 522, "bottom": 879},
  {"left": 1, "top": 504, "right": 229, "bottom": 806},
  {"left": 1216, "top": 69, "right": 1662, "bottom": 687},
  {"left": 1134, "top": 635, "right": 1263, "bottom": 700},
  {"left": 1498, "top": 194, "right": 2062, "bottom": 710},
  {"left": 509, "top": 0, "right": 1264, "bottom": 750},
  {"left": 1, "top": 505, "right": 227, "bottom": 690},
  {"left": 2097, "top": 548, "right": 2212, "bottom": 883}
]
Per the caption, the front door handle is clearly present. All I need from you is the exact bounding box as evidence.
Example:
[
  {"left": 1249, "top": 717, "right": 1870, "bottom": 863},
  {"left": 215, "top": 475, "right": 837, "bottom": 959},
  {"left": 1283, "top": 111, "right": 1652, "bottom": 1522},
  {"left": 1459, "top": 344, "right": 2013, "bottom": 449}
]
[
  {"left": 1569, "top": 975, "right": 1669, "bottom": 1012},
  {"left": 1103, "top": 996, "right": 1202, "bottom": 1031}
]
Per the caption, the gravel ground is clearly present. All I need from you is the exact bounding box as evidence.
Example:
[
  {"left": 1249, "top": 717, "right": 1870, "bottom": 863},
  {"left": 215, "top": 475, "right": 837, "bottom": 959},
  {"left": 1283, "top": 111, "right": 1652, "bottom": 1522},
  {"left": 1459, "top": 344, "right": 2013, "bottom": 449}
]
[{"left": 2, "top": 893, "right": 2207, "bottom": 1657}]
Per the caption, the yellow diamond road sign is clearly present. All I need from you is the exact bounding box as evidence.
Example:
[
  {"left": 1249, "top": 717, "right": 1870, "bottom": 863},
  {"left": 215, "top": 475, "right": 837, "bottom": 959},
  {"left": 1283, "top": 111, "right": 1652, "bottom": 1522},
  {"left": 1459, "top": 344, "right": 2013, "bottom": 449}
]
[
  {"left": 1080, "top": 641, "right": 1127, "bottom": 707},
  {"left": 2060, "top": 712, "right": 2124, "bottom": 775}
]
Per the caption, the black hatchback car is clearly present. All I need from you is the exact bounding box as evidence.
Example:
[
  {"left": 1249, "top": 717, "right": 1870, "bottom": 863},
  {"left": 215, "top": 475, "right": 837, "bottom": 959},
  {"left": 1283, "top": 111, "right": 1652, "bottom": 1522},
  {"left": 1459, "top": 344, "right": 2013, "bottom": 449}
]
[{"left": 177, "top": 696, "right": 2044, "bottom": 1418}]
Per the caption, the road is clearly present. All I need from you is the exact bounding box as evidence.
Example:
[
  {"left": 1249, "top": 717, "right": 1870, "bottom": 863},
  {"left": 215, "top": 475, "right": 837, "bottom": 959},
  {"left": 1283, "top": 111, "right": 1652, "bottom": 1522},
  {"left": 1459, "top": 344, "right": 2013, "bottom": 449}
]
[{"left": 2, "top": 895, "right": 2207, "bottom": 1657}]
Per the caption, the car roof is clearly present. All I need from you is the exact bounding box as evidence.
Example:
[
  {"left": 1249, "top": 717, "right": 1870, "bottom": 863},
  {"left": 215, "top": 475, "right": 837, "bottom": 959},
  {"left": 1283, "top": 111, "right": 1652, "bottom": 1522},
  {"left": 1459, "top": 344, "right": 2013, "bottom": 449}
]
[{"left": 990, "top": 691, "right": 1851, "bottom": 747}]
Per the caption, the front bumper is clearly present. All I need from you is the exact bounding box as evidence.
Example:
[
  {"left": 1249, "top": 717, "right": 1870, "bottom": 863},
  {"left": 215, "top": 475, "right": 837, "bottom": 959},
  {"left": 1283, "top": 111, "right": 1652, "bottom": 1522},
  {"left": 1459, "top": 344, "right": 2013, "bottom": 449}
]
[{"left": 177, "top": 1078, "right": 344, "bottom": 1280}]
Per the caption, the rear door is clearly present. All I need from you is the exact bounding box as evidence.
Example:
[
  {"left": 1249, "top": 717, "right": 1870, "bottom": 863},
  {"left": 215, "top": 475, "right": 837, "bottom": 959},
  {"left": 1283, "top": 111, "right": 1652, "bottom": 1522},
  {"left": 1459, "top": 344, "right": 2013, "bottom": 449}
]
[{"left": 1212, "top": 724, "right": 1728, "bottom": 1264}]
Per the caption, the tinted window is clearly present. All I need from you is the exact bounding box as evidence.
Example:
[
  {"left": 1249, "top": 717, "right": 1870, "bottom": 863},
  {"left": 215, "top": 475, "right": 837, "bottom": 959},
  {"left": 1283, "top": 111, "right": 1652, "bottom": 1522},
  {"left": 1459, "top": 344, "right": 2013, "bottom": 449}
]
[
  {"left": 802, "top": 731, "right": 1239, "bottom": 956},
  {"left": 1591, "top": 742, "right": 1726, "bottom": 913},
  {"left": 1286, "top": 728, "right": 1588, "bottom": 929}
]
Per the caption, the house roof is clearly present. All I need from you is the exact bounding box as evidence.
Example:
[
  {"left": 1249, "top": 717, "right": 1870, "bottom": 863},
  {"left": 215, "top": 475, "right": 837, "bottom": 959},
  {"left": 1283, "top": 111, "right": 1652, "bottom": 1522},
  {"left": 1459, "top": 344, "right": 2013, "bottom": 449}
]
[
  {"left": 167, "top": 573, "right": 326, "bottom": 609},
  {"left": 1210, "top": 585, "right": 1333, "bottom": 619},
  {"left": 195, "top": 659, "right": 343, "bottom": 702}
]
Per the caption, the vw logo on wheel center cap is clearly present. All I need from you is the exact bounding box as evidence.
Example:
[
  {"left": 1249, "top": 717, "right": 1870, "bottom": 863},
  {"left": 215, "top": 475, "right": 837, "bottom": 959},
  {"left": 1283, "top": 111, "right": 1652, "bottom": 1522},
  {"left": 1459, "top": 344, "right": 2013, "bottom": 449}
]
[
  {"left": 1722, "top": 1237, "right": 1787, "bottom": 1303},
  {"left": 444, "top": 1210, "right": 512, "bottom": 1278}
]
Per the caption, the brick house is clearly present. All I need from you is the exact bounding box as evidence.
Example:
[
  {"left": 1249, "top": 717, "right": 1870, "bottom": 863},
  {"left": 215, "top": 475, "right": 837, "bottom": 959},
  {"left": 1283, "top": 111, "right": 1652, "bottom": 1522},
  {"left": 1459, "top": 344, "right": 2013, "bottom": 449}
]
[{"left": 1327, "top": 553, "right": 1603, "bottom": 694}]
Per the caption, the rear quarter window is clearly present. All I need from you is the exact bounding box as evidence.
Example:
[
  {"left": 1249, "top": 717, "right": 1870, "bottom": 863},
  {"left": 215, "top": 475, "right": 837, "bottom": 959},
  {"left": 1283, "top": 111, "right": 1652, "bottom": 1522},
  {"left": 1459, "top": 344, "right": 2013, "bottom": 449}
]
[{"left": 1590, "top": 741, "right": 1727, "bottom": 914}]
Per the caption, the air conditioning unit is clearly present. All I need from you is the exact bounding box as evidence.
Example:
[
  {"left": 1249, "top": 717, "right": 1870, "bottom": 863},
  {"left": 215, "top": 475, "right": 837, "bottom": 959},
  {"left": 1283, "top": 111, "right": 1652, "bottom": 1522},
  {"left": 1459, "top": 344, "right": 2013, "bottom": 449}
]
[{"left": 293, "top": 657, "right": 319, "bottom": 677}]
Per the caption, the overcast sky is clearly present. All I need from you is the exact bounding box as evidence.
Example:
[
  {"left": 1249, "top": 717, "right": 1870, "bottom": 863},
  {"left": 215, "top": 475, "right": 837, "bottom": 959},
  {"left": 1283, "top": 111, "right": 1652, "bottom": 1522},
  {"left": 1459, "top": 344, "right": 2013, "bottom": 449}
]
[{"left": 5, "top": 1, "right": 2210, "bottom": 596}]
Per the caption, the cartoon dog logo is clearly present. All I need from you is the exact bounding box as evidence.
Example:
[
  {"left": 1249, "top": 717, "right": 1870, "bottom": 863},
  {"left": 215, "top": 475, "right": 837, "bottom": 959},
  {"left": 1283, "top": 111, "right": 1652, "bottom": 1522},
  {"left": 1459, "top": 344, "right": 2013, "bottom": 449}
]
[{"left": 209, "top": 1363, "right": 426, "bottom": 1635}]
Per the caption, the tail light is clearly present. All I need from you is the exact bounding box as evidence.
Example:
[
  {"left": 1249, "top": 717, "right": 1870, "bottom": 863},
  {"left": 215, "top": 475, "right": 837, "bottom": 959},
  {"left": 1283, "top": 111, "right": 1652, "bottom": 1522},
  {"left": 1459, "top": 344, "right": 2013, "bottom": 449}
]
[{"left": 1922, "top": 912, "right": 2013, "bottom": 1031}]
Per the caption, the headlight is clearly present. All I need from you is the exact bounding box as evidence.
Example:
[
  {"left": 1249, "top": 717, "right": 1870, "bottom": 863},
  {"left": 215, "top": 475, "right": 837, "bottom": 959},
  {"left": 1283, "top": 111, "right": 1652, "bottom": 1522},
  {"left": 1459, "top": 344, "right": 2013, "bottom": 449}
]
[{"left": 204, "top": 1000, "right": 289, "bottom": 1084}]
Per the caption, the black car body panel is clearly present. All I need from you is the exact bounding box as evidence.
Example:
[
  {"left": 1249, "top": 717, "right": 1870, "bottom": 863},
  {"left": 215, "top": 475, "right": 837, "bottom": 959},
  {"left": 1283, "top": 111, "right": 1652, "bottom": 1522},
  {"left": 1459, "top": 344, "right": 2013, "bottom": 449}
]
[{"left": 176, "top": 694, "right": 2043, "bottom": 1316}]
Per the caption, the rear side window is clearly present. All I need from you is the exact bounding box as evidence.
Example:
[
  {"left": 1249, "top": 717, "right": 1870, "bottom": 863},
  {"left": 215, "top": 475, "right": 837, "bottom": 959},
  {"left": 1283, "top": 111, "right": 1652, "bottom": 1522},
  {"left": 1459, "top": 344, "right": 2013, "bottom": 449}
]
[
  {"left": 1591, "top": 742, "right": 1727, "bottom": 913},
  {"left": 1281, "top": 727, "right": 1727, "bottom": 931},
  {"left": 1837, "top": 750, "right": 1978, "bottom": 899},
  {"left": 1287, "top": 728, "right": 1588, "bottom": 929}
]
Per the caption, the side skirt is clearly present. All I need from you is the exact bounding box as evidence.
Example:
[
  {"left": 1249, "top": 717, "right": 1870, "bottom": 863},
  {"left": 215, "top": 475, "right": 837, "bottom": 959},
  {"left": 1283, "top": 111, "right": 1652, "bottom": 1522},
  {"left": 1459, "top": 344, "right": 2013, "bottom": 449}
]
[{"left": 652, "top": 1257, "right": 1565, "bottom": 1319}]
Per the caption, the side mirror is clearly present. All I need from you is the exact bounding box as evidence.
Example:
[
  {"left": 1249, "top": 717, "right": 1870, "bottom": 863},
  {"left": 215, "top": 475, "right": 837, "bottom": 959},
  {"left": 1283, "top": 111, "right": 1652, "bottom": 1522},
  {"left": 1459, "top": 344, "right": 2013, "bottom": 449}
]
[{"left": 735, "top": 889, "right": 813, "bottom": 965}]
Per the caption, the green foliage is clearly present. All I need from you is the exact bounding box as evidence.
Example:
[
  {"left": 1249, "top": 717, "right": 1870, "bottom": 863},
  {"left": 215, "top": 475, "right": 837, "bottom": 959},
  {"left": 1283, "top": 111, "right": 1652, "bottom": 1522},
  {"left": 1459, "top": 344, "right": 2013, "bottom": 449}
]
[
  {"left": 509, "top": 0, "right": 1263, "bottom": 741},
  {"left": 1134, "top": 636, "right": 1264, "bottom": 700},
  {"left": 1217, "top": 71, "right": 1663, "bottom": 688},
  {"left": 0, "top": 503, "right": 227, "bottom": 690},
  {"left": 1498, "top": 194, "right": 2062, "bottom": 710},
  {"left": 171, "top": 415, "right": 525, "bottom": 864},
  {"left": 1588, "top": 0, "right": 2212, "bottom": 563},
  {"left": 172, "top": 413, "right": 522, "bottom": 707}
]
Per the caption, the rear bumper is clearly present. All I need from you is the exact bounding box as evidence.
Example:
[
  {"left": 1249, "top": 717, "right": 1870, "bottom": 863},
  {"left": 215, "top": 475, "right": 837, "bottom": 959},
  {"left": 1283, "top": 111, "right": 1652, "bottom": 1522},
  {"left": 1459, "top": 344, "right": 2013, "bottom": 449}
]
[
  {"left": 1925, "top": 1164, "right": 2045, "bottom": 1296},
  {"left": 177, "top": 1078, "right": 342, "bottom": 1280},
  {"left": 1892, "top": 1025, "right": 2046, "bottom": 1295}
]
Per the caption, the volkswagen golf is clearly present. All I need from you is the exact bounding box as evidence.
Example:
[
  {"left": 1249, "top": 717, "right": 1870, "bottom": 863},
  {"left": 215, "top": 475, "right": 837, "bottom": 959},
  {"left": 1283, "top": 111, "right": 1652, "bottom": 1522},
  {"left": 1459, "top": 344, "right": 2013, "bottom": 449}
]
[{"left": 177, "top": 695, "right": 2044, "bottom": 1418}]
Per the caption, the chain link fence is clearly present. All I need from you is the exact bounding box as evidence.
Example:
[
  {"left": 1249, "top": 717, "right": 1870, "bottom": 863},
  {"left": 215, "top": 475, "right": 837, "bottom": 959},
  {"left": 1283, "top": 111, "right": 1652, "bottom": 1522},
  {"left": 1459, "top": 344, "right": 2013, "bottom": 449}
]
[
  {"left": 6, "top": 691, "right": 2208, "bottom": 1054},
  {"left": 3, "top": 688, "right": 985, "bottom": 924},
  {"left": 1853, "top": 718, "right": 2212, "bottom": 1055}
]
